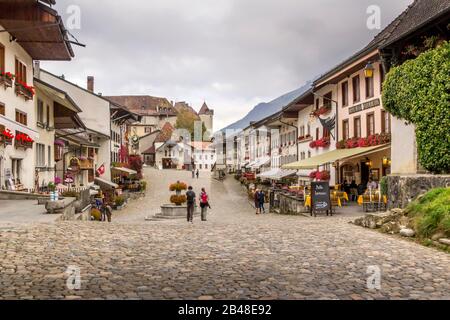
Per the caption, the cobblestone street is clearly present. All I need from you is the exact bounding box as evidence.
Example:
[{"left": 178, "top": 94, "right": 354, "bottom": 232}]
[{"left": 0, "top": 168, "right": 449, "bottom": 300}]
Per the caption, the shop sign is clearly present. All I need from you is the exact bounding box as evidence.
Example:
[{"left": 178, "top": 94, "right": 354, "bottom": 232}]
[
  {"left": 349, "top": 98, "right": 381, "bottom": 115},
  {"left": 311, "top": 181, "right": 331, "bottom": 215}
]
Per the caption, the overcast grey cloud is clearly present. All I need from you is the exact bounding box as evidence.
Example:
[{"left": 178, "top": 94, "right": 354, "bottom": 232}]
[{"left": 42, "top": 0, "right": 412, "bottom": 131}]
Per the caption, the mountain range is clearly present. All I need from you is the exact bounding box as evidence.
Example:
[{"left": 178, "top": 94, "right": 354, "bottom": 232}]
[{"left": 220, "top": 81, "right": 312, "bottom": 133}]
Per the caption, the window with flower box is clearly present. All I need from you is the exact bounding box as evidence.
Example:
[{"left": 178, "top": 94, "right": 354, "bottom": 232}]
[{"left": 15, "top": 58, "right": 27, "bottom": 83}]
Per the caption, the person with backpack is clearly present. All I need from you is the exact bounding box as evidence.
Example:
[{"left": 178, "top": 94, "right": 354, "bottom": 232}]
[
  {"left": 199, "top": 188, "right": 210, "bottom": 221},
  {"left": 186, "top": 186, "right": 196, "bottom": 223},
  {"left": 258, "top": 189, "right": 266, "bottom": 214}
]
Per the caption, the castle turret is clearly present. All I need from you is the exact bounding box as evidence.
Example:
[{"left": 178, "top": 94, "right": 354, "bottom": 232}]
[{"left": 198, "top": 102, "right": 214, "bottom": 138}]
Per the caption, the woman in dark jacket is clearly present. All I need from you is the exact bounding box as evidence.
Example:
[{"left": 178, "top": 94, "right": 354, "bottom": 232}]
[{"left": 254, "top": 189, "right": 260, "bottom": 214}]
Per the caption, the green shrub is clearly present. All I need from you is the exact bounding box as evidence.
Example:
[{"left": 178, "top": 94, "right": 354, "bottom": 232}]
[
  {"left": 382, "top": 41, "right": 450, "bottom": 173},
  {"left": 114, "top": 196, "right": 125, "bottom": 207},
  {"left": 406, "top": 188, "right": 450, "bottom": 238}
]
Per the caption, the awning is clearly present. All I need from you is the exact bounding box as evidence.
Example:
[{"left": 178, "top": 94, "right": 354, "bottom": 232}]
[
  {"left": 111, "top": 167, "right": 138, "bottom": 176},
  {"left": 250, "top": 157, "right": 271, "bottom": 169},
  {"left": 0, "top": 115, "right": 39, "bottom": 140},
  {"left": 257, "top": 168, "right": 280, "bottom": 178},
  {"left": 273, "top": 169, "right": 297, "bottom": 180},
  {"left": 94, "top": 178, "right": 119, "bottom": 190},
  {"left": 282, "top": 145, "right": 390, "bottom": 169}
]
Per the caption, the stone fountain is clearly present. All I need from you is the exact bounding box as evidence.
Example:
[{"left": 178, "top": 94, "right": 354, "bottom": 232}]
[{"left": 147, "top": 181, "right": 199, "bottom": 221}]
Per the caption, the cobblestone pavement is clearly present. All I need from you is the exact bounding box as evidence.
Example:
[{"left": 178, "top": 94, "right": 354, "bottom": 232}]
[{"left": 0, "top": 169, "right": 449, "bottom": 300}]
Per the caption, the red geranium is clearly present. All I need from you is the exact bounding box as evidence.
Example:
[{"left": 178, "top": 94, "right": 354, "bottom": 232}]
[
  {"left": 316, "top": 170, "right": 331, "bottom": 181},
  {"left": 16, "top": 80, "right": 35, "bottom": 96},
  {"left": 2, "top": 129, "right": 14, "bottom": 139},
  {"left": 309, "top": 171, "right": 318, "bottom": 179},
  {"left": 15, "top": 132, "right": 34, "bottom": 143},
  {"left": 1, "top": 71, "right": 15, "bottom": 81}
]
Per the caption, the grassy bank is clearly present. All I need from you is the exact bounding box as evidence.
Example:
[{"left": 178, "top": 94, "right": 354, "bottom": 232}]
[{"left": 406, "top": 188, "right": 450, "bottom": 239}]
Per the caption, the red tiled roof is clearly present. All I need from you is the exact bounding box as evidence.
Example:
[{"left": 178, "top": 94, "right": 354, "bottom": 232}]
[
  {"left": 174, "top": 101, "right": 198, "bottom": 115},
  {"left": 155, "top": 122, "right": 174, "bottom": 143},
  {"left": 142, "top": 145, "right": 156, "bottom": 154},
  {"left": 198, "top": 102, "right": 214, "bottom": 115},
  {"left": 104, "top": 95, "right": 177, "bottom": 116}
]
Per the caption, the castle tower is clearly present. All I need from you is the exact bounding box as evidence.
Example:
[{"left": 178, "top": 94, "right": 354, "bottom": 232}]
[{"left": 198, "top": 102, "right": 214, "bottom": 139}]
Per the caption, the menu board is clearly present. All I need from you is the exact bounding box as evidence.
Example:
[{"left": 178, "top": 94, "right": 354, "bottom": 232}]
[{"left": 311, "top": 182, "right": 331, "bottom": 215}]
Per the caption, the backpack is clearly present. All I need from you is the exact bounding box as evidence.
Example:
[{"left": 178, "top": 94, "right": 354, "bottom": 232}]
[{"left": 201, "top": 192, "right": 208, "bottom": 204}]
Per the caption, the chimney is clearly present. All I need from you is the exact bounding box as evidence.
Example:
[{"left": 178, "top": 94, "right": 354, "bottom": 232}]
[
  {"left": 33, "top": 61, "right": 41, "bottom": 79},
  {"left": 87, "top": 76, "right": 94, "bottom": 92}
]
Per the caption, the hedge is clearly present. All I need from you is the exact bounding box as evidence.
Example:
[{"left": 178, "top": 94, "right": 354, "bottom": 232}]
[{"left": 382, "top": 41, "right": 450, "bottom": 173}]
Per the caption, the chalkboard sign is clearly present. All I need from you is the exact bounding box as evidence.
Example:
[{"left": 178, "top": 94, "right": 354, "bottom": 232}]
[{"left": 311, "top": 182, "right": 331, "bottom": 216}]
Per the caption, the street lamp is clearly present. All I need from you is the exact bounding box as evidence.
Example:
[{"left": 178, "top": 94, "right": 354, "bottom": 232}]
[{"left": 364, "top": 62, "right": 375, "bottom": 78}]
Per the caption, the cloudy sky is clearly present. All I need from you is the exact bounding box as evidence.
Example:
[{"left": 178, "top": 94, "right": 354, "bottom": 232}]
[{"left": 42, "top": 0, "right": 412, "bottom": 131}]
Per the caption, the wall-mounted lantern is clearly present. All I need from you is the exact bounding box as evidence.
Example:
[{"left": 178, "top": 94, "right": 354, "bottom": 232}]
[{"left": 364, "top": 62, "right": 375, "bottom": 78}]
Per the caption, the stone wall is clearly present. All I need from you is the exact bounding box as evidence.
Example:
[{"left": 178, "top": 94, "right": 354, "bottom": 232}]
[
  {"left": 387, "top": 174, "right": 450, "bottom": 209},
  {"left": 278, "top": 193, "right": 308, "bottom": 216},
  {"left": 0, "top": 190, "right": 49, "bottom": 201}
]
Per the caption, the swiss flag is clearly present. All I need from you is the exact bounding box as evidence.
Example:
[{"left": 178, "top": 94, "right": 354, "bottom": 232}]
[{"left": 96, "top": 164, "right": 106, "bottom": 176}]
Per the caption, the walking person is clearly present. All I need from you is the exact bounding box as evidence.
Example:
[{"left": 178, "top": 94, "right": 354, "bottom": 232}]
[
  {"left": 186, "top": 186, "right": 196, "bottom": 223},
  {"left": 192, "top": 168, "right": 195, "bottom": 179},
  {"left": 254, "top": 189, "right": 260, "bottom": 214},
  {"left": 258, "top": 189, "right": 266, "bottom": 214},
  {"left": 199, "top": 188, "right": 210, "bottom": 221},
  {"left": 196, "top": 169, "right": 200, "bottom": 179}
]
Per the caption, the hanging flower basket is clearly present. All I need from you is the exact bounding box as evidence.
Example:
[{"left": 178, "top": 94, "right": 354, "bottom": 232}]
[{"left": 54, "top": 139, "right": 66, "bottom": 147}]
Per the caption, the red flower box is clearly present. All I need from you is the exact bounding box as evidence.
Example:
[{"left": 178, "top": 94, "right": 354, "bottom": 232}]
[{"left": 15, "top": 81, "right": 35, "bottom": 100}]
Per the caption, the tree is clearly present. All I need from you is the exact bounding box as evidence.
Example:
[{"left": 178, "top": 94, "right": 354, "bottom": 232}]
[
  {"left": 382, "top": 41, "right": 450, "bottom": 173},
  {"left": 175, "top": 109, "right": 207, "bottom": 141}
]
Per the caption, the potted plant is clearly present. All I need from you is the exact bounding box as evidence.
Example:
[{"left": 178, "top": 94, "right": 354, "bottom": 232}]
[{"left": 169, "top": 181, "right": 187, "bottom": 206}]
